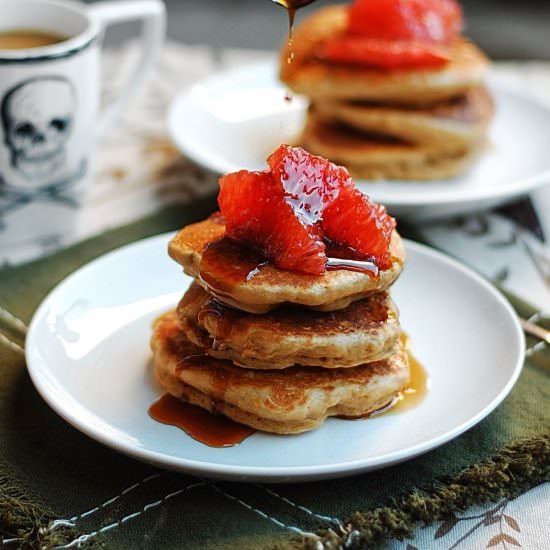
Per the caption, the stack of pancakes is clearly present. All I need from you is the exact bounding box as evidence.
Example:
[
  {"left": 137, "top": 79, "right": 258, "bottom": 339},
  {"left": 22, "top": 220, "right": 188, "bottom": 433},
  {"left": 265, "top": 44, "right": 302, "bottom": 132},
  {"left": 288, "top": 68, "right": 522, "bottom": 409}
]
[
  {"left": 150, "top": 215, "right": 410, "bottom": 434},
  {"left": 280, "top": 5, "right": 494, "bottom": 180}
]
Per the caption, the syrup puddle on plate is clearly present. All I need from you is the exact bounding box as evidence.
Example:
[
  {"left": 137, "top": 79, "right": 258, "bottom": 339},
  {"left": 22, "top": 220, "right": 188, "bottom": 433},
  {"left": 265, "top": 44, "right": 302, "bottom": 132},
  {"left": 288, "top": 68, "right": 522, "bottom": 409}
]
[
  {"left": 391, "top": 333, "right": 429, "bottom": 413},
  {"left": 149, "top": 394, "right": 255, "bottom": 448},
  {"left": 370, "top": 333, "right": 429, "bottom": 417}
]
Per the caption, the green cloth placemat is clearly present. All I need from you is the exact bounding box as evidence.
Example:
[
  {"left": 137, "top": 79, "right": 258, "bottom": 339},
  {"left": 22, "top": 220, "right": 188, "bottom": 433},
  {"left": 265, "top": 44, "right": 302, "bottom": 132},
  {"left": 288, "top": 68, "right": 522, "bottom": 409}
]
[{"left": 0, "top": 202, "right": 548, "bottom": 550}]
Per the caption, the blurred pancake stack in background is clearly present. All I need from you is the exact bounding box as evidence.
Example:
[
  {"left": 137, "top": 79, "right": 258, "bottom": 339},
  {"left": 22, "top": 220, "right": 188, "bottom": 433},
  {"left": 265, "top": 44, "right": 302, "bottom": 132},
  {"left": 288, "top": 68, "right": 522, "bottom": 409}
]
[{"left": 280, "top": 0, "right": 494, "bottom": 180}]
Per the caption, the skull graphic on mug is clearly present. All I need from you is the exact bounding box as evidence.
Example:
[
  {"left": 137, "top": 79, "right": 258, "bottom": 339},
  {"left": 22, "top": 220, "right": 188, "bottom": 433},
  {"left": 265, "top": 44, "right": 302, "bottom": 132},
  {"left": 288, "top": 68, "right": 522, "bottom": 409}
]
[
  {"left": 1, "top": 76, "right": 76, "bottom": 182},
  {"left": 0, "top": 72, "right": 86, "bottom": 244}
]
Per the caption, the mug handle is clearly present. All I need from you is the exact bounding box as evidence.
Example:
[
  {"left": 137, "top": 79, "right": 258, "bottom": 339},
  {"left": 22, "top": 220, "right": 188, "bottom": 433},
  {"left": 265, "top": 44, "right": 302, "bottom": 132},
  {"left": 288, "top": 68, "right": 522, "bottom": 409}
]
[{"left": 87, "top": 0, "right": 166, "bottom": 137}]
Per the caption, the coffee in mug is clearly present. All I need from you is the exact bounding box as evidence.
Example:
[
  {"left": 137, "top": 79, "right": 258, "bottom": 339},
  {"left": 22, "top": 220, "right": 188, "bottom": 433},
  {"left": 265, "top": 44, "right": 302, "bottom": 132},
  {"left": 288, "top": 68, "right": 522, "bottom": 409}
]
[{"left": 0, "top": 29, "right": 67, "bottom": 50}]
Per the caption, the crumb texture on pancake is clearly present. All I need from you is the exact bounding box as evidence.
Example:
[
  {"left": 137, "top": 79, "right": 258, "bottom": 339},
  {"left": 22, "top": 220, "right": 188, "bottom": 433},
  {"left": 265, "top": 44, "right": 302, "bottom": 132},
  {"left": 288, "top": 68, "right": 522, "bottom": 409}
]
[
  {"left": 176, "top": 282, "right": 401, "bottom": 369},
  {"left": 151, "top": 311, "right": 410, "bottom": 434}
]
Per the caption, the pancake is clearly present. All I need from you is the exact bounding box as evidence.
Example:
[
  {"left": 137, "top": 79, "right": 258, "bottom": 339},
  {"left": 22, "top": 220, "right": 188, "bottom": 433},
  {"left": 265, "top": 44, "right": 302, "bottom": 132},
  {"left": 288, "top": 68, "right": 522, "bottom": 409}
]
[
  {"left": 314, "top": 86, "right": 494, "bottom": 150},
  {"left": 152, "top": 311, "right": 410, "bottom": 434},
  {"left": 176, "top": 282, "right": 401, "bottom": 369},
  {"left": 279, "top": 6, "right": 489, "bottom": 105},
  {"left": 301, "top": 111, "right": 482, "bottom": 180},
  {"left": 168, "top": 215, "right": 406, "bottom": 314}
]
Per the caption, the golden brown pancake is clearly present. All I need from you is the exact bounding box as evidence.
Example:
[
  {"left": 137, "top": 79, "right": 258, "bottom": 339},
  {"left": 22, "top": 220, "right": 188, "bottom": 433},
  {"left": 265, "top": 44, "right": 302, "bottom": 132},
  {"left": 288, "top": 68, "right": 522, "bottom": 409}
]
[
  {"left": 152, "top": 311, "right": 410, "bottom": 434},
  {"left": 168, "top": 216, "right": 406, "bottom": 314},
  {"left": 301, "top": 111, "right": 482, "bottom": 180},
  {"left": 176, "top": 282, "right": 401, "bottom": 369},
  {"left": 313, "top": 86, "right": 494, "bottom": 150},
  {"left": 280, "top": 6, "right": 490, "bottom": 105}
]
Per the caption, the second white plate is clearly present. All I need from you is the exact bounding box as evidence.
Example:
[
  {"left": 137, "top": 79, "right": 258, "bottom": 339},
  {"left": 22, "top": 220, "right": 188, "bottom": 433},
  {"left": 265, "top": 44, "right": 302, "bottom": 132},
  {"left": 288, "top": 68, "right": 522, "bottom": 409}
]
[
  {"left": 26, "top": 233, "right": 524, "bottom": 482},
  {"left": 168, "top": 61, "right": 550, "bottom": 219}
]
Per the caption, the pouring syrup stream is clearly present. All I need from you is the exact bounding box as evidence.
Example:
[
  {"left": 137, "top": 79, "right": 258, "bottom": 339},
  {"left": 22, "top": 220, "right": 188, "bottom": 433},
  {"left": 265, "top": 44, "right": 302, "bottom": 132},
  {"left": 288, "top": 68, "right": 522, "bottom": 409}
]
[{"left": 272, "top": 0, "right": 317, "bottom": 64}]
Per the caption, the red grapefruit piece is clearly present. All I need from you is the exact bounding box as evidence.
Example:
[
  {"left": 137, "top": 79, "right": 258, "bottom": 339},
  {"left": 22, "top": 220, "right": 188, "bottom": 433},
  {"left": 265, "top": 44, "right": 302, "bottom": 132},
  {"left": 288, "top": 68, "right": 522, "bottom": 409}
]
[
  {"left": 319, "top": 37, "right": 450, "bottom": 69},
  {"left": 218, "top": 169, "right": 326, "bottom": 275},
  {"left": 322, "top": 185, "right": 396, "bottom": 270},
  {"left": 267, "top": 144, "right": 351, "bottom": 225},
  {"left": 348, "top": 0, "right": 462, "bottom": 44}
]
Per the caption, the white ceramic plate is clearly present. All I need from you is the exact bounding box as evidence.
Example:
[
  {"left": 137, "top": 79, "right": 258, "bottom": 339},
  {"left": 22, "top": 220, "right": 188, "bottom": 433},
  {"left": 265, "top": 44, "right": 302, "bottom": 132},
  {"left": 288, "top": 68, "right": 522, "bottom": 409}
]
[
  {"left": 168, "top": 61, "right": 550, "bottom": 219},
  {"left": 27, "top": 234, "right": 523, "bottom": 482}
]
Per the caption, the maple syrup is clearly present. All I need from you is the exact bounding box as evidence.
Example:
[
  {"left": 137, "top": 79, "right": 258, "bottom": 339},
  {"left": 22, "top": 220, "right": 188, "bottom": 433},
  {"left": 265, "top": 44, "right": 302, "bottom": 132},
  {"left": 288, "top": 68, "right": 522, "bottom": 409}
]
[
  {"left": 199, "top": 237, "right": 266, "bottom": 308},
  {"left": 273, "top": 0, "right": 316, "bottom": 64},
  {"left": 326, "top": 257, "right": 379, "bottom": 277},
  {"left": 199, "top": 233, "right": 382, "bottom": 300},
  {"left": 338, "top": 333, "right": 428, "bottom": 420},
  {"left": 148, "top": 394, "right": 255, "bottom": 448},
  {"left": 197, "top": 299, "right": 236, "bottom": 351},
  {"left": 273, "top": 1, "right": 315, "bottom": 36},
  {"left": 390, "top": 333, "right": 429, "bottom": 414}
]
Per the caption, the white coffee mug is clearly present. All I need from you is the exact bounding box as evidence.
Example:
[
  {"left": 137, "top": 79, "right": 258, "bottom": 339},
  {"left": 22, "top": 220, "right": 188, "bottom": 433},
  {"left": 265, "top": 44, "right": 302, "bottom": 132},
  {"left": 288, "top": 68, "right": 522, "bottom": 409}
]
[{"left": 0, "top": 0, "right": 165, "bottom": 265}]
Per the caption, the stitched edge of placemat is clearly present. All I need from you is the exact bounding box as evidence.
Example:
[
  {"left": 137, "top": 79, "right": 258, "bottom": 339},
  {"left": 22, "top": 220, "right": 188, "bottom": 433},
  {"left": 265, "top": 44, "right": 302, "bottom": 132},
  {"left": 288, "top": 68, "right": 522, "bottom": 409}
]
[
  {"left": 0, "top": 487, "right": 85, "bottom": 550},
  {"left": 275, "top": 435, "right": 550, "bottom": 550}
]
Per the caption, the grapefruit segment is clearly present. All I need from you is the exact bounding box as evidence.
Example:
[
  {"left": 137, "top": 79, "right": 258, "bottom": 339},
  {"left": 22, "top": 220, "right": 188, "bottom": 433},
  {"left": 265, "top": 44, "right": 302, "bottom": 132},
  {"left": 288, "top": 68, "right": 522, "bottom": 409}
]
[{"left": 218, "top": 169, "right": 326, "bottom": 275}]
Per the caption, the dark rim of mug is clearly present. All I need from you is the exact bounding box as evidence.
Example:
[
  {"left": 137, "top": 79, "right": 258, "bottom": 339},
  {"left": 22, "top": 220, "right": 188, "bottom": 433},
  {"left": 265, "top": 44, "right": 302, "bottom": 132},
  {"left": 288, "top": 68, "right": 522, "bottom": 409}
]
[{"left": 0, "top": 35, "right": 98, "bottom": 64}]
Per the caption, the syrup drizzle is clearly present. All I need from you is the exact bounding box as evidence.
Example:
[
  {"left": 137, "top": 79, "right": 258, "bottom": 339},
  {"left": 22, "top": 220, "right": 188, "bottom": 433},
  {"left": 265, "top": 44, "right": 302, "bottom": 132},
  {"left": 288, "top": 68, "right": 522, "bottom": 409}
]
[
  {"left": 199, "top": 237, "right": 382, "bottom": 301},
  {"left": 273, "top": 0, "right": 317, "bottom": 90},
  {"left": 326, "top": 257, "right": 379, "bottom": 276},
  {"left": 336, "top": 334, "right": 428, "bottom": 420},
  {"left": 243, "top": 257, "right": 379, "bottom": 281},
  {"left": 245, "top": 261, "right": 269, "bottom": 281},
  {"left": 391, "top": 333, "right": 429, "bottom": 414},
  {"left": 274, "top": 0, "right": 315, "bottom": 62},
  {"left": 197, "top": 300, "right": 235, "bottom": 351}
]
